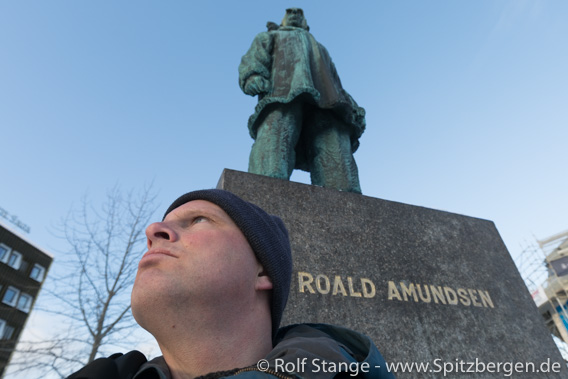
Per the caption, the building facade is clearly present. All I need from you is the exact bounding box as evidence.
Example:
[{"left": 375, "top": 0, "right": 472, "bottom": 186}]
[{"left": 0, "top": 222, "right": 52, "bottom": 377}]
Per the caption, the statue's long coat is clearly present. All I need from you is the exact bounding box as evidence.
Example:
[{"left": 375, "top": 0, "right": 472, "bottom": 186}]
[{"left": 239, "top": 26, "right": 365, "bottom": 170}]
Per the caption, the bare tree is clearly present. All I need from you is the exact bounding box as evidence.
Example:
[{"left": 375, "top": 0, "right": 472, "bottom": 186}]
[{"left": 5, "top": 184, "right": 158, "bottom": 378}]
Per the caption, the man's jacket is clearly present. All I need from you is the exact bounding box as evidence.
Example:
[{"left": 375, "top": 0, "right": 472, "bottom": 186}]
[{"left": 67, "top": 323, "right": 395, "bottom": 378}]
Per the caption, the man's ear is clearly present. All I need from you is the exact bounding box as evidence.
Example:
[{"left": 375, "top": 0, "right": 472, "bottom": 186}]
[{"left": 256, "top": 264, "right": 273, "bottom": 290}]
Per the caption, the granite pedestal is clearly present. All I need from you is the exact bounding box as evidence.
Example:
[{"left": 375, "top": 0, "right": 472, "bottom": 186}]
[{"left": 218, "top": 169, "right": 566, "bottom": 378}]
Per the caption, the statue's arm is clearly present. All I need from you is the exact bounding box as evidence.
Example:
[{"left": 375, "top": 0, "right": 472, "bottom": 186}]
[{"left": 238, "top": 32, "right": 274, "bottom": 96}]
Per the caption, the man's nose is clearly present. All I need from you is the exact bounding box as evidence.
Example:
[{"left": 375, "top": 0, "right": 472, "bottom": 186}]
[{"left": 145, "top": 222, "right": 176, "bottom": 248}]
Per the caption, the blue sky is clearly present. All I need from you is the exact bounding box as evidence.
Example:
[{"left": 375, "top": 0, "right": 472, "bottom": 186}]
[
  {"left": 1, "top": 0, "right": 567, "bottom": 270},
  {"left": 0, "top": 0, "right": 567, "bottom": 364}
]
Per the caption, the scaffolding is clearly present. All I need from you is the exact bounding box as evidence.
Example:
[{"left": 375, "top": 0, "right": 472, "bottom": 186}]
[{"left": 515, "top": 230, "right": 568, "bottom": 361}]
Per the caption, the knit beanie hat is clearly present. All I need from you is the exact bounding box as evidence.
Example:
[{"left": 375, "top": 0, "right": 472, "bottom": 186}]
[{"left": 163, "top": 189, "right": 292, "bottom": 339}]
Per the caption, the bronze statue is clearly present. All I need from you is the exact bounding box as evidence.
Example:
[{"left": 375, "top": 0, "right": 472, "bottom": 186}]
[{"left": 239, "top": 8, "right": 365, "bottom": 193}]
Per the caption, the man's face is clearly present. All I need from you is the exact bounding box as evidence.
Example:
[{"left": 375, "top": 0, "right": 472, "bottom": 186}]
[
  {"left": 284, "top": 8, "right": 305, "bottom": 28},
  {"left": 131, "top": 200, "right": 264, "bottom": 323}
]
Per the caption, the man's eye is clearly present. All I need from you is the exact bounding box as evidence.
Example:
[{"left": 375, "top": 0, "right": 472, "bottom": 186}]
[{"left": 193, "top": 216, "right": 208, "bottom": 224}]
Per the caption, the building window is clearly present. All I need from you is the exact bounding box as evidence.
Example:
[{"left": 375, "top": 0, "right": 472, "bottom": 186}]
[
  {"left": 30, "top": 263, "right": 46, "bottom": 282},
  {"left": 2, "top": 325, "right": 15, "bottom": 340},
  {"left": 16, "top": 293, "right": 33, "bottom": 313},
  {"left": 0, "top": 319, "right": 5, "bottom": 339},
  {"left": 0, "top": 243, "right": 10, "bottom": 263},
  {"left": 7, "top": 250, "right": 22, "bottom": 270},
  {"left": 2, "top": 286, "right": 20, "bottom": 307}
]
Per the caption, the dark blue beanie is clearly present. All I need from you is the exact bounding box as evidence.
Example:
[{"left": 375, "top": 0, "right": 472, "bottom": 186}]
[{"left": 163, "top": 189, "right": 292, "bottom": 339}]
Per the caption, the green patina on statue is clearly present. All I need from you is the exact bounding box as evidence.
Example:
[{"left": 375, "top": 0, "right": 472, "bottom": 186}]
[{"left": 239, "top": 8, "right": 365, "bottom": 193}]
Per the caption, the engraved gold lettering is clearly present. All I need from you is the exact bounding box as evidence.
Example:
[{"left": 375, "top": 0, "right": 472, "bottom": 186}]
[
  {"left": 298, "top": 272, "right": 315, "bottom": 294},
  {"left": 299, "top": 273, "right": 495, "bottom": 308},
  {"left": 332, "top": 275, "right": 348, "bottom": 296},
  {"left": 457, "top": 288, "right": 471, "bottom": 306},
  {"left": 416, "top": 284, "right": 431, "bottom": 303},
  {"left": 386, "top": 281, "right": 494, "bottom": 308},
  {"left": 315, "top": 274, "right": 330, "bottom": 295},
  {"left": 468, "top": 289, "right": 482, "bottom": 307},
  {"left": 348, "top": 277, "right": 362, "bottom": 297},
  {"left": 400, "top": 282, "right": 418, "bottom": 302},
  {"left": 430, "top": 285, "right": 447, "bottom": 304},
  {"left": 361, "top": 278, "right": 376, "bottom": 298},
  {"left": 479, "top": 289, "right": 494, "bottom": 308},
  {"left": 387, "top": 280, "right": 402, "bottom": 301},
  {"left": 444, "top": 287, "right": 458, "bottom": 305}
]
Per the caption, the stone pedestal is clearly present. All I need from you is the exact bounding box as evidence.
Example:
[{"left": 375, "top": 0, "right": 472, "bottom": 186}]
[{"left": 218, "top": 169, "right": 566, "bottom": 378}]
